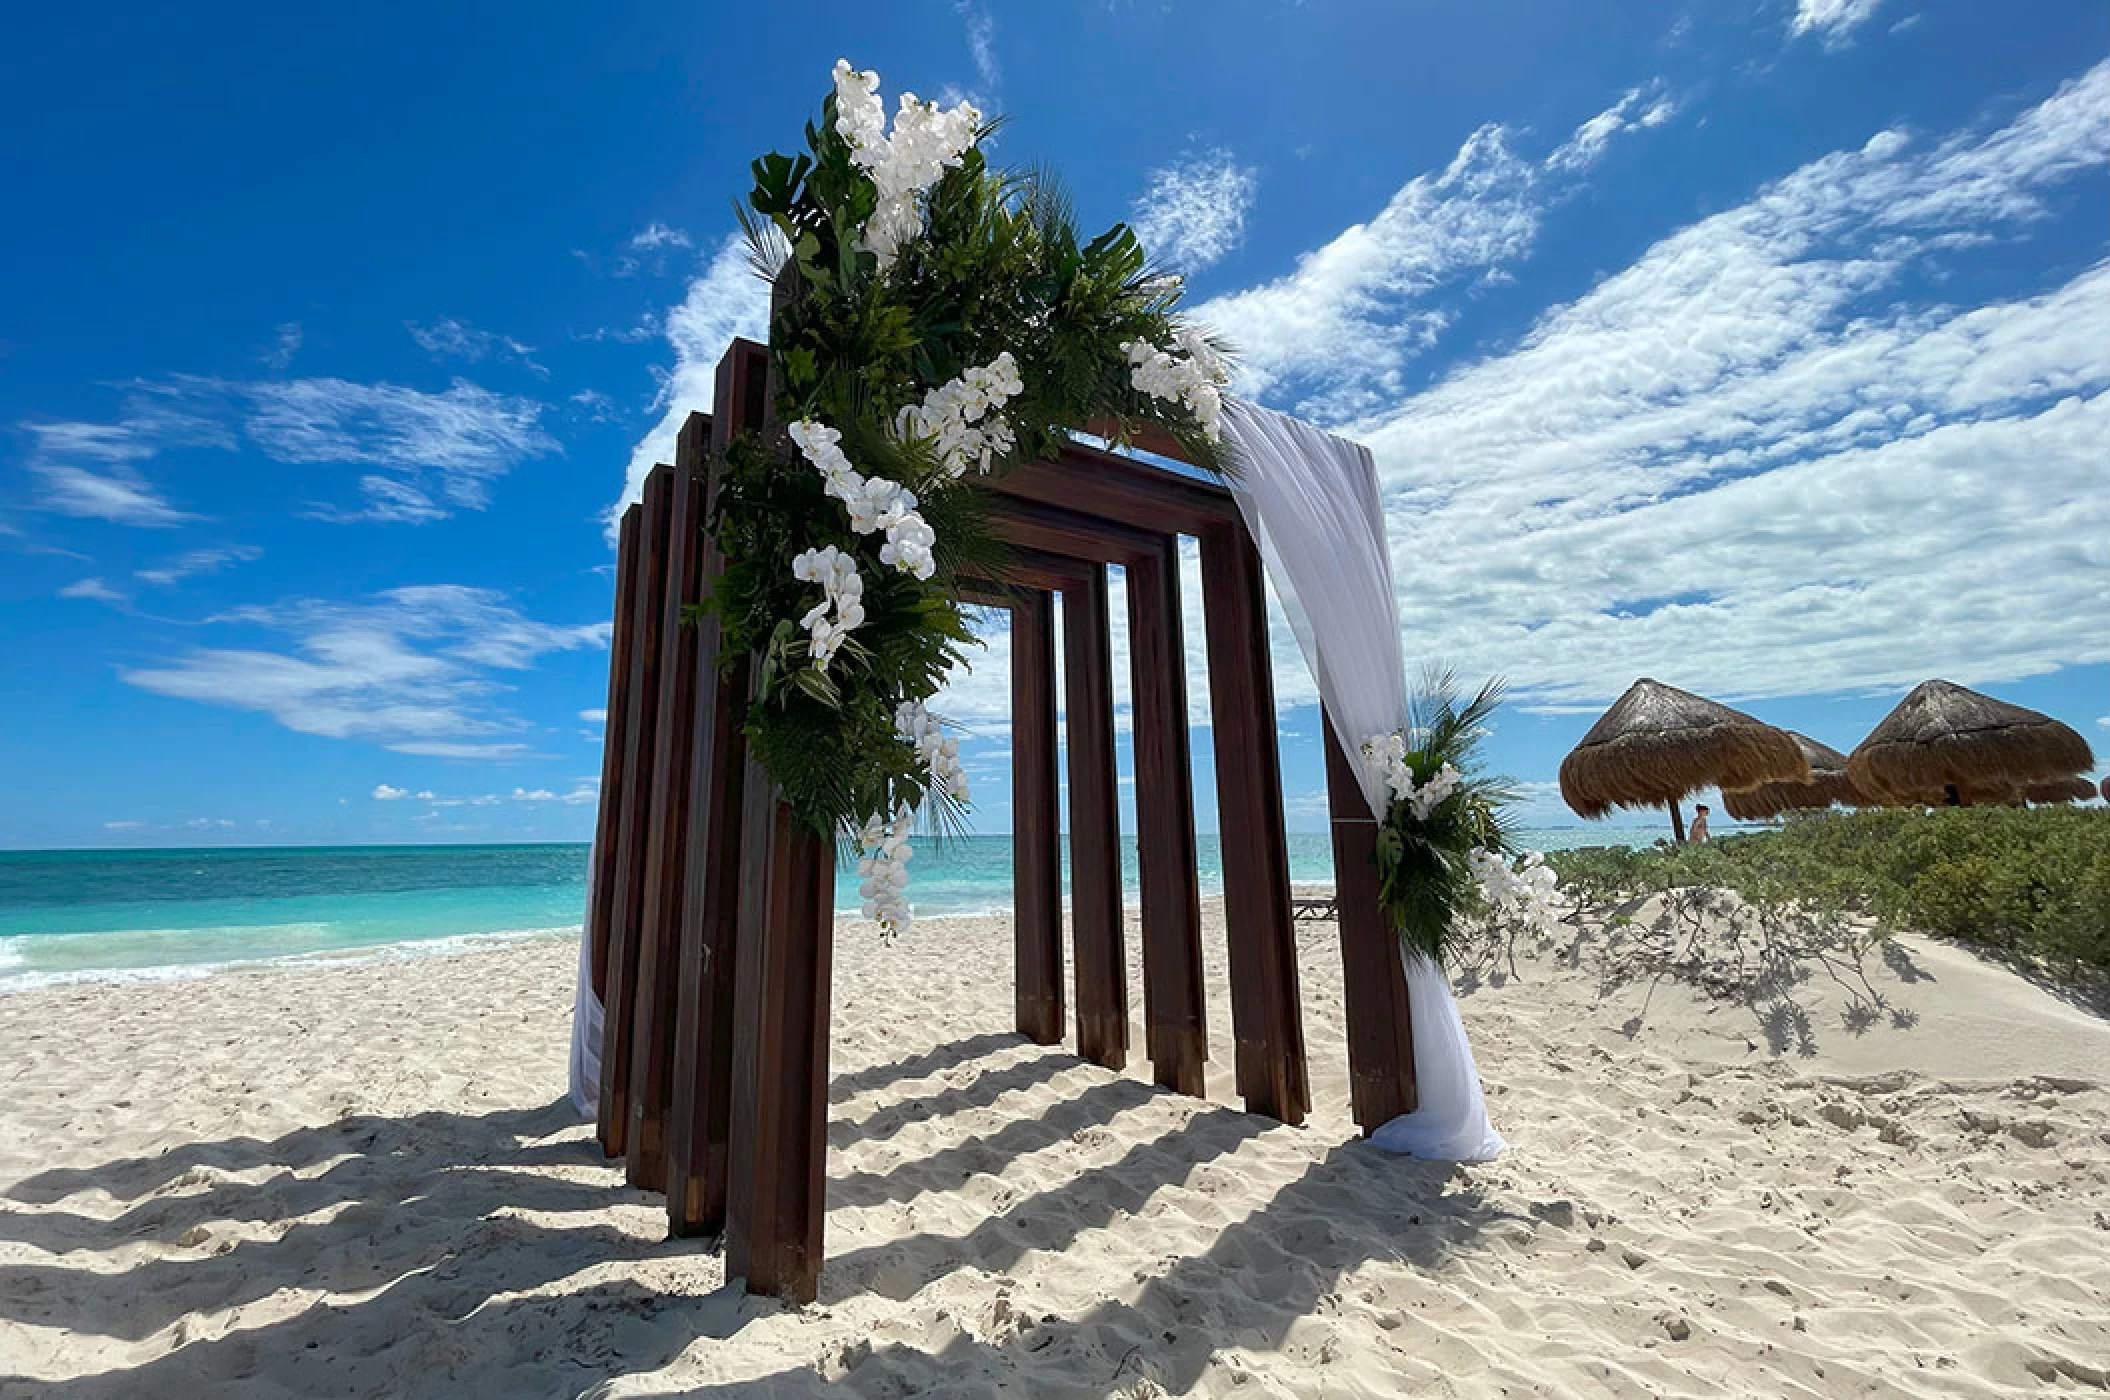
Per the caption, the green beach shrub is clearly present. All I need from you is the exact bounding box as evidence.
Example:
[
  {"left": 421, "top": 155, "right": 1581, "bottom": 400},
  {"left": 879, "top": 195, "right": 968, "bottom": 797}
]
[{"left": 1545, "top": 805, "right": 2110, "bottom": 979}]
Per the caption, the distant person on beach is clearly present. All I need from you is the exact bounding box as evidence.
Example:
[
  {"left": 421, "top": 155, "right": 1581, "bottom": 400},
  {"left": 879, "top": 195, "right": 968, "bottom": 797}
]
[{"left": 1689, "top": 804, "right": 1711, "bottom": 841}]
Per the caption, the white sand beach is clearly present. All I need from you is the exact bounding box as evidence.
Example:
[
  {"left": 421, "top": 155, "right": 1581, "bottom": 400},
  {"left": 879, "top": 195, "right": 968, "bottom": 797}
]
[{"left": 3, "top": 898, "right": 2107, "bottom": 1398}]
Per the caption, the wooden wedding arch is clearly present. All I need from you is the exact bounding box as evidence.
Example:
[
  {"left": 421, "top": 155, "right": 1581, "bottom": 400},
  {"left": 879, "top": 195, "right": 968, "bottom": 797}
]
[{"left": 587, "top": 336, "right": 1417, "bottom": 1301}]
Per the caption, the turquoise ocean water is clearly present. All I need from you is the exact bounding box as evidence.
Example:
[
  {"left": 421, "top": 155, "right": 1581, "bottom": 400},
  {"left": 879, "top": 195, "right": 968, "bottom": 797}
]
[{"left": 0, "top": 827, "right": 1647, "bottom": 990}]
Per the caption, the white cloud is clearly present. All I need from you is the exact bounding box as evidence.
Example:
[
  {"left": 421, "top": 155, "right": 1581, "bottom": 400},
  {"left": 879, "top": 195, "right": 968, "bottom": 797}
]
[
  {"left": 958, "top": 1, "right": 999, "bottom": 99},
  {"left": 630, "top": 222, "right": 693, "bottom": 252},
  {"left": 122, "top": 585, "right": 607, "bottom": 757},
  {"left": 406, "top": 317, "right": 546, "bottom": 375},
  {"left": 1790, "top": 0, "right": 1885, "bottom": 46},
  {"left": 610, "top": 233, "right": 771, "bottom": 535},
  {"left": 58, "top": 577, "right": 125, "bottom": 603},
  {"left": 1131, "top": 149, "right": 1258, "bottom": 273},
  {"left": 377, "top": 781, "right": 596, "bottom": 807},
  {"left": 580, "top": 707, "right": 607, "bottom": 723},
  {"left": 1547, "top": 84, "right": 1678, "bottom": 173},
  {"left": 23, "top": 375, "right": 555, "bottom": 527},
  {"left": 262, "top": 322, "right": 303, "bottom": 371},
  {"left": 185, "top": 818, "right": 235, "bottom": 830},
  {"left": 1340, "top": 60, "right": 2110, "bottom": 708},
  {"left": 102, "top": 820, "right": 145, "bottom": 831},
  {"left": 234, "top": 377, "right": 557, "bottom": 514},
  {"left": 135, "top": 544, "right": 261, "bottom": 587},
  {"left": 1196, "top": 85, "right": 1672, "bottom": 423},
  {"left": 22, "top": 422, "right": 196, "bottom": 527}
]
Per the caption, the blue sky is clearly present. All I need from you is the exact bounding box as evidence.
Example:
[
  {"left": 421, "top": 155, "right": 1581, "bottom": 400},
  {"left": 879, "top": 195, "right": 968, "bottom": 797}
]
[{"left": 4, "top": 0, "right": 2105, "bottom": 849}]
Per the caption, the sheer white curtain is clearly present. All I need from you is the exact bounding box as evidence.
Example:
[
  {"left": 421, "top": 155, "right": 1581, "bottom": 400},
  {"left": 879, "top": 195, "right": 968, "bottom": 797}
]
[
  {"left": 568, "top": 847, "right": 603, "bottom": 1117},
  {"left": 1220, "top": 398, "right": 1504, "bottom": 1163}
]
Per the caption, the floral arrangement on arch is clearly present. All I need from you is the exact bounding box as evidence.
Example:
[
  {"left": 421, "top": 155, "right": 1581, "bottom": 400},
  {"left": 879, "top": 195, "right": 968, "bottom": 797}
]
[
  {"left": 1360, "top": 674, "right": 1568, "bottom": 963},
  {"left": 707, "top": 60, "right": 1233, "bottom": 938}
]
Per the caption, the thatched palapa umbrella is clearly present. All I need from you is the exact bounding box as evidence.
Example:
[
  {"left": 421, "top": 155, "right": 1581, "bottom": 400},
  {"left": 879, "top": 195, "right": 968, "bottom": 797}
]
[
  {"left": 1847, "top": 679, "right": 2095, "bottom": 808},
  {"left": 2019, "top": 775, "right": 2096, "bottom": 805},
  {"left": 1559, "top": 678, "right": 1809, "bottom": 841},
  {"left": 1721, "top": 731, "right": 1864, "bottom": 821}
]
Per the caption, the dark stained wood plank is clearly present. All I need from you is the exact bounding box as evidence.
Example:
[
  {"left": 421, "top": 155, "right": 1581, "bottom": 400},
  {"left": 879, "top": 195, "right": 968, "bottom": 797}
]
[
  {"left": 723, "top": 761, "right": 836, "bottom": 1303},
  {"left": 668, "top": 343, "right": 770, "bottom": 1235},
  {"left": 587, "top": 505, "right": 642, "bottom": 998},
  {"left": 993, "top": 447, "right": 1239, "bottom": 539},
  {"left": 626, "top": 422, "right": 712, "bottom": 1193},
  {"left": 1324, "top": 719, "right": 1418, "bottom": 1132},
  {"left": 1061, "top": 561, "right": 1127, "bottom": 1071},
  {"left": 1010, "top": 588, "right": 1063, "bottom": 1045},
  {"left": 1200, "top": 522, "right": 1309, "bottom": 1125},
  {"left": 1126, "top": 539, "right": 1207, "bottom": 1097},
  {"left": 597, "top": 465, "right": 675, "bottom": 1158}
]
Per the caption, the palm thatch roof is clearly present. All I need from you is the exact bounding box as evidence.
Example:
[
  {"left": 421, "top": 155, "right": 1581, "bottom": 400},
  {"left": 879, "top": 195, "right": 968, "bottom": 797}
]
[
  {"left": 1721, "top": 732, "right": 1865, "bottom": 820},
  {"left": 1558, "top": 679, "right": 1808, "bottom": 819},
  {"left": 2020, "top": 775, "right": 2096, "bottom": 805},
  {"left": 1846, "top": 679, "right": 2095, "bottom": 806}
]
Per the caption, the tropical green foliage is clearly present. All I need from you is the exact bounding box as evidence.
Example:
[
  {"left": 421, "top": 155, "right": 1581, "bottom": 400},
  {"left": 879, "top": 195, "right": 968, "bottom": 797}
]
[
  {"left": 711, "top": 76, "right": 1229, "bottom": 840},
  {"left": 1546, "top": 806, "right": 2110, "bottom": 977},
  {"left": 1368, "top": 674, "right": 1524, "bottom": 961}
]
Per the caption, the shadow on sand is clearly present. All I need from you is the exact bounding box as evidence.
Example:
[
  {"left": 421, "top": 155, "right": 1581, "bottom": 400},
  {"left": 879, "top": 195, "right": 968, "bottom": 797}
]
[{"left": 1, "top": 1033, "right": 1497, "bottom": 1399}]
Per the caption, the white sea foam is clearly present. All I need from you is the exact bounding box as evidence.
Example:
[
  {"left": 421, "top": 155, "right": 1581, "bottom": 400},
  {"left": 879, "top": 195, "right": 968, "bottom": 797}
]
[{"left": 0, "top": 925, "right": 581, "bottom": 995}]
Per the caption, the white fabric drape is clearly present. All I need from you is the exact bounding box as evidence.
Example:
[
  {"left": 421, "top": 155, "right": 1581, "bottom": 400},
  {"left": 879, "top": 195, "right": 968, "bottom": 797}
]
[
  {"left": 568, "top": 844, "right": 603, "bottom": 1118},
  {"left": 1220, "top": 398, "right": 1504, "bottom": 1163}
]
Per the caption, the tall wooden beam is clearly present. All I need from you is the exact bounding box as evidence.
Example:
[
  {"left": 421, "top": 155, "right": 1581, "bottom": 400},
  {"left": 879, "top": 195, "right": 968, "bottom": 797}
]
[
  {"left": 1061, "top": 561, "right": 1127, "bottom": 1071},
  {"left": 1200, "top": 523, "right": 1309, "bottom": 1125},
  {"left": 666, "top": 346, "right": 768, "bottom": 1236},
  {"left": 587, "top": 506, "right": 641, "bottom": 998},
  {"left": 1324, "top": 720, "right": 1418, "bottom": 1132},
  {"left": 1010, "top": 588, "right": 1065, "bottom": 1045},
  {"left": 1126, "top": 540, "right": 1207, "bottom": 1097},
  {"left": 626, "top": 419, "right": 712, "bottom": 1193},
  {"left": 597, "top": 466, "right": 675, "bottom": 1158},
  {"left": 723, "top": 760, "right": 835, "bottom": 1303}
]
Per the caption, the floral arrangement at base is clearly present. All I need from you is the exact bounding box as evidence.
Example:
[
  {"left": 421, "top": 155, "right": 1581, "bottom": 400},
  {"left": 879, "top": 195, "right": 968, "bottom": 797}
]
[
  {"left": 1361, "top": 674, "right": 1567, "bottom": 962},
  {"left": 708, "top": 60, "right": 1233, "bottom": 939}
]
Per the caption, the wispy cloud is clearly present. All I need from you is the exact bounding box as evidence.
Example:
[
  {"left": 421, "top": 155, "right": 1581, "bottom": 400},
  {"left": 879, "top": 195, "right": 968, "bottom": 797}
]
[
  {"left": 629, "top": 222, "right": 692, "bottom": 252},
  {"left": 406, "top": 317, "right": 546, "bottom": 376},
  {"left": 1789, "top": 0, "right": 1886, "bottom": 47},
  {"left": 610, "top": 233, "right": 771, "bottom": 535},
  {"left": 1131, "top": 149, "right": 1258, "bottom": 273},
  {"left": 370, "top": 780, "right": 593, "bottom": 806},
  {"left": 1197, "top": 84, "right": 1675, "bottom": 422},
  {"left": 135, "top": 544, "right": 261, "bottom": 587},
  {"left": 958, "top": 1, "right": 999, "bottom": 99},
  {"left": 102, "top": 820, "right": 145, "bottom": 831},
  {"left": 58, "top": 577, "right": 125, "bottom": 604},
  {"left": 21, "top": 422, "right": 197, "bottom": 527},
  {"left": 22, "top": 375, "right": 556, "bottom": 527},
  {"left": 122, "top": 584, "right": 607, "bottom": 757},
  {"left": 1546, "top": 82, "right": 1678, "bottom": 172},
  {"left": 262, "top": 322, "right": 303, "bottom": 371},
  {"left": 228, "top": 376, "right": 557, "bottom": 518},
  {"left": 1346, "top": 60, "right": 2110, "bottom": 706}
]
